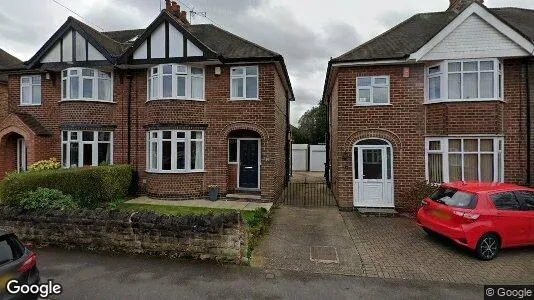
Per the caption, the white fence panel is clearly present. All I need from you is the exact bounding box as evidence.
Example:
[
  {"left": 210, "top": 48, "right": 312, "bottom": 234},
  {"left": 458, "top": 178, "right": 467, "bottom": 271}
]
[
  {"left": 309, "top": 145, "right": 326, "bottom": 172},
  {"left": 292, "top": 144, "right": 308, "bottom": 171}
]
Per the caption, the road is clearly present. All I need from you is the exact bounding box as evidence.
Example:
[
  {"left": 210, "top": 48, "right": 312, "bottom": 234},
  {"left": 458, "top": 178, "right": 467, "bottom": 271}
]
[{"left": 34, "top": 248, "right": 483, "bottom": 300}]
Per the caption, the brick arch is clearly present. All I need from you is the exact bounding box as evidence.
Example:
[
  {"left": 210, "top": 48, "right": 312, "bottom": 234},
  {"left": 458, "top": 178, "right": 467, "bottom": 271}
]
[
  {"left": 220, "top": 122, "right": 269, "bottom": 141},
  {"left": 343, "top": 128, "right": 403, "bottom": 158},
  {"left": 0, "top": 115, "right": 35, "bottom": 142}
]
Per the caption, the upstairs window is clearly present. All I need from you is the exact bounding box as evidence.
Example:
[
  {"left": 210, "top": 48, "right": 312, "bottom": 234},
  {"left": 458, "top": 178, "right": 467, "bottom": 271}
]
[
  {"left": 20, "top": 75, "right": 41, "bottom": 105},
  {"left": 148, "top": 64, "right": 204, "bottom": 101},
  {"left": 230, "top": 66, "right": 259, "bottom": 100},
  {"left": 356, "top": 76, "right": 390, "bottom": 105},
  {"left": 62, "top": 68, "right": 112, "bottom": 102},
  {"left": 426, "top": 59, "right": 503, "bottom": 102}
]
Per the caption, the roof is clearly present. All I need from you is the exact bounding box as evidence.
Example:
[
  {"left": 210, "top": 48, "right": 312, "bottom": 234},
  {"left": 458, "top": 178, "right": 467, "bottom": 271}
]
[
  {"left": 443, "top": 181, "right": 534, "bottom": 193},
  {"left": 0, "top": 48, "right": 22, "bottom": 82},
  {"left": 332, "top": 7, "right": 534, "bottom": 63},
  {"left": 15, "top": 113, "right": 52, "bottom": 136},
  {"left": 102, "top": 29, "right": 145, "bottom": 43}
]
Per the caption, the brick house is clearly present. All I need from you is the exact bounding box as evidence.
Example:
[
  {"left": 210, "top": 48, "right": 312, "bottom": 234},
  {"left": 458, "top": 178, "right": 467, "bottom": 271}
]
[
  {"left": 323, "top": 0, "right": 534, "bottom": 212},
  {"left": 0, "top": 1, "right": 294, "bottom": 201}
]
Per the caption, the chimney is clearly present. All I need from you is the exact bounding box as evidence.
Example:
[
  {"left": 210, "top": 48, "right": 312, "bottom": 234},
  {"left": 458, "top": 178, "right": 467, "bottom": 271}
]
[
  {"left": 448, "top": 0, "right": 484, "bottom": 12},
  {"left": 164, "top": 0, "right": 190, "bottom": 25}
]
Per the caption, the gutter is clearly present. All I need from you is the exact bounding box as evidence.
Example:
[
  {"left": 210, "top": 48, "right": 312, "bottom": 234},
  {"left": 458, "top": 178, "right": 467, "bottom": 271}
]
[
  {"left": 126, "top": 73, "right": 134, "bottom": 165},
  {"left": 526, "top": 59, "right": 532, "bottom": 186}
]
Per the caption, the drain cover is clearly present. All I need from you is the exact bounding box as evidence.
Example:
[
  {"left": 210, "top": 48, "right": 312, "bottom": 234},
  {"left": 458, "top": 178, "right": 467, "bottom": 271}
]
[{"left": 310, "top": 246, "right": 339, "bottom": 264}]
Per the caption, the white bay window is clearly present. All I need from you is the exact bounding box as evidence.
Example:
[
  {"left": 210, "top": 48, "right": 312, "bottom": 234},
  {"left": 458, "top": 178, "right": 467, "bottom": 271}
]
[
  {"left": 147, "top": 130, "right": 204, "bottom": 173},
  {"left": 148, "top": 64, "right": 204, "bottom": 101},
  {"left": 426, "top": 59, "right": 503, "bottom": 102},
  {"left": 62, "top": 131, "right": 113, "bottom": 168},
  {"left": 62, "top": 68, "right": 112, "bottom": 102},
  {"left": 425, "top": 137, "right": 504, "bottom": 183}
]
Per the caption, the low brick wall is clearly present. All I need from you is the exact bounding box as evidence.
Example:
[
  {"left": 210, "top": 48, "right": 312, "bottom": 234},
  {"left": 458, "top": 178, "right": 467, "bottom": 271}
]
[{"left": 0, "top": 206, "right": 248, "bottom": 264}]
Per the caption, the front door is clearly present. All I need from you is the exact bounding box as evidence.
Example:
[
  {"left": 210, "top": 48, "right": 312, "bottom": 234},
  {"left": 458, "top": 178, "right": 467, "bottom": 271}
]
[
  {"left": 16, "top": 138, "right": 26, "bottom": 172},
  {"left": 353, "top": 145, "right": 393, "bottom": 207},
  {"left": 239, "top": 139, "right": 260, "bottom": 189}
]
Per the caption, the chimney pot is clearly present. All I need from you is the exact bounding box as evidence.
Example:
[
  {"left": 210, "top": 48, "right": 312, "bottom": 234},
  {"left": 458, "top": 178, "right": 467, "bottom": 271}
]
[
  {"left": 180, "top": 11, "right": 188, "bottom": 23},
  {"left": 165, "top": 0, "right": 171, "bottom": 10},
  {"left": 448, "top": 0, "right": 484, "bottom": 12}
]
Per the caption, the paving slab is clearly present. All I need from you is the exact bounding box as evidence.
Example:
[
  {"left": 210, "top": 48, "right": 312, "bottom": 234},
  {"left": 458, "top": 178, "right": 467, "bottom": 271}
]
[{"left": 126, "top": 197, "right": 273, "bottom": 212}]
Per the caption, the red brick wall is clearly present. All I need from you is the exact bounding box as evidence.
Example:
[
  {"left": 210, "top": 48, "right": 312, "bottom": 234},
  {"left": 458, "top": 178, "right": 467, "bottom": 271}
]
[{"left": 328, "top": 59, "right": 528, "bottom": 212}]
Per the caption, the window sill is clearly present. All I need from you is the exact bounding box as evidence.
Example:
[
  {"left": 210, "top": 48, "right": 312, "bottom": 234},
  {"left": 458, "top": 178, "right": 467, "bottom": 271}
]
[
  {"left": 354, "top": 103, "right": 392, "bottom": 107},
  {"left": 145, "top": 170, "right": 206, "bottom": 174},
  {"left": 19, "top": 104, "right": 41, "bottom": 107},
  {"left": 228, "top": 162, "right": 238, "bottom": 165},
  {"left": 60, "top": 99, "right": 115, "bottom": 104},
  {"left": 424, "top": 99, "right": 505, "bottom": 104},
  {"left": 146, "top": 98, "right": 206, "bottom": 103},
  {"left": 229, "top": 98, "right": 260, "bottom": 101}
]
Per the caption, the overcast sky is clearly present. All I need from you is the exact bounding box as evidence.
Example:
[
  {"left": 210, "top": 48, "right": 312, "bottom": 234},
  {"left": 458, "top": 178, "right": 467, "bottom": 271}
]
[{"left": 1, "top": 0, "right": 534, "bottom": 124}]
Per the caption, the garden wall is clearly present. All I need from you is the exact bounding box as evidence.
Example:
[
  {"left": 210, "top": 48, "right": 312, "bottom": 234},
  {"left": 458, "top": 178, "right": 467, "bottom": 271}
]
[{"left": 0, "top": 206, "right": 248, "bottom": 264}]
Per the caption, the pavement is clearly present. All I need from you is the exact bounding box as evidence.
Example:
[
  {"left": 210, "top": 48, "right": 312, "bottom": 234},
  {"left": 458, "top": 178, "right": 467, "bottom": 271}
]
[
  {"left": 36, "top": 248, "right": 482, "bottom": 300},
  {"left": 127, "top": 196, "right": 273, "bottom": 212},
  {"left": 253, "top": 206, "right": 534, "bottom": 285}
]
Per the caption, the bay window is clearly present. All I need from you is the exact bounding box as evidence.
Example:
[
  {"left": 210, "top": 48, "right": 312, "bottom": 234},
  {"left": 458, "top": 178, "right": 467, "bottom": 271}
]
[
  {"left": 62, "top": 68, "right": 113, "bottom": 102},
  {"left": 62, "top": 131, "right": 113, "bottom": 168},
  {"left": 356, "top": 76, "right": 390, "bottom": 105},
  {"left": 148, "top": 64, "right": 205, "bottom": 101},
  {"left": 20, "top": 75, "right": 41, "bottom": 105},
  {"left": 425, "top": 137, "right": 504, "bottom": 183},
  {"left": 147, "top": 130, "right": 204, "bottom": 173},
  {"left": 230, "top": 66, "right": 258, "bottom": 100},
  {"left": 426, "top": 59, "right": 503, "bottom": 102}
]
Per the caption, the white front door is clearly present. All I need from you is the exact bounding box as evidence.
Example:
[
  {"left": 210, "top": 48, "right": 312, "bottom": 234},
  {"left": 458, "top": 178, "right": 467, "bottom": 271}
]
[
  {"left": 17, "top": 138, "right": 27, "bottom": 172},
  {"left": 353, "top": 145, "right": 394, "bottom": 207}
]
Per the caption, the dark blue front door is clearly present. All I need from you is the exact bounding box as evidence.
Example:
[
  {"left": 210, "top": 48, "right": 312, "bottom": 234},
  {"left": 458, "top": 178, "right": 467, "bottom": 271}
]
[{"left": 239, "top": 140, "right": 259, "bottom": 189}]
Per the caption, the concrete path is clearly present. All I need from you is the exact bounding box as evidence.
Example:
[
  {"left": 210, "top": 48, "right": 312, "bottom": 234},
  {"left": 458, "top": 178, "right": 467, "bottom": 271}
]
[
  {"left": 36, "top": 248, "right": 481, "bottom": 300},
  {"left": 251, "top": 206, "right": 362, "bottom": 276},
  {"left": 127, "top": 196, "right": 273, "bottom": 212}
]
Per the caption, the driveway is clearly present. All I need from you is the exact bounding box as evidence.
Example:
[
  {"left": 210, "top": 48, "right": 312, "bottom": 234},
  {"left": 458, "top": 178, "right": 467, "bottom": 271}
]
[{"left": 253, "top": 206, "right": 534, "bottom": 285}]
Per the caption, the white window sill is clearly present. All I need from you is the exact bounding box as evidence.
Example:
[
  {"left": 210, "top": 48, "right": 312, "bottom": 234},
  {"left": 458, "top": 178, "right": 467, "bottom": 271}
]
[
  {"left": 424, "top": 99, "right": 505, "bottom": 104},
  {"left": 19, "top": 104, "right": 41, "bottom": 107},
  {"left": 354, "top": 103, "right": 392, "bottom": 107},
  {"left": 146, "top": 170, "right": 206, "bottom": 174},
  {"left": 60, "top": 99, "right": 115, "bottom": 104},
  {"left": 228, "top": 162, "right": 238, "bottom": 165},
  {"left": 146, "top": 98, "right": 206, "bottom": 102},
  {"left": 229, "top": 98, "right": 260, "bottom": 101}
]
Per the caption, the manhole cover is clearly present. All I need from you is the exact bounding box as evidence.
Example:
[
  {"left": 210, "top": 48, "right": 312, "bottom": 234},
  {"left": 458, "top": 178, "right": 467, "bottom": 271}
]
[{"left": 310, "top": 246, "right": 339, "bottom": 264}]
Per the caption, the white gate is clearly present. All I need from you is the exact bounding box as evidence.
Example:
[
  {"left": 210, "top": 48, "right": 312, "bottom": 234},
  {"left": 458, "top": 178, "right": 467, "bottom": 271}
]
[
  {"left": 292, "top": 144, "right": 308, "bottom": 171},
  {"left": 309, "top": 145, "right": 326, "bottom": 172}
]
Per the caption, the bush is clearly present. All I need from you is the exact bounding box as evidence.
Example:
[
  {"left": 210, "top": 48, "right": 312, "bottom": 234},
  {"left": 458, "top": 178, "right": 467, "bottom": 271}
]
[
  {"left": 18, "top": 188, "right": 78, "bottom": 211},
  {"left": 401, "top": 181, "right": 439, "bottom": 211},
  {"left": 0, "top": 165, "right": 133, "bottom": 208},
  {"left": 28, "top": 158, "right": 61, "bottom": 172}
]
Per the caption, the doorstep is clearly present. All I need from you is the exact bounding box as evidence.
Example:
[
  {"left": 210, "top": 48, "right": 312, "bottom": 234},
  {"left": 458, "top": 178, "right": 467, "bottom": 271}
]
[
  {"left": 127, "top": 196, "right": 273, "bottom": 212},
  {"left": 356, "top": 207, "right": 398, "bottom": 217}
]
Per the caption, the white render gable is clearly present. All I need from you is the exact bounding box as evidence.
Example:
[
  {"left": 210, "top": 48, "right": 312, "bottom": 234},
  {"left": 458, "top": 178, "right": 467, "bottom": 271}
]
[
  {"left": 41, "top": 29, "right": 106, "bottom": 63},
  {"left": 411, "top": 2, "right": 534, "bottom": 61}
]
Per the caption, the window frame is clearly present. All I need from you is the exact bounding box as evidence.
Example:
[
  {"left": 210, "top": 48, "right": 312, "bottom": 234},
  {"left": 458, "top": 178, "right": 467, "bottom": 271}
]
[
  {"left": 230, "top": 66, "right": 259, "bottom": 101},
  {"left": 425, "top": 136, "right": 504, "bottom": 183},
  {"left": 61, "top": 130, "right": 113, "bottom": 168},
  {"left": 61, "top": 68, "right": 113, "bottom": 102},
  {"left": 425, "top": 59, "right": 503, "bottom": 103},
  {"left": 146, "top": 130, "right": 205, "bottom": 173},
  {"left": 355, "top": 76, "right": 390, "bottom": 106},
  {"left": 147, "top": 64, "right": 205, "bottom": 102},
  {"left": 20, "top": 75, "right": 42, "bottom": 106}
]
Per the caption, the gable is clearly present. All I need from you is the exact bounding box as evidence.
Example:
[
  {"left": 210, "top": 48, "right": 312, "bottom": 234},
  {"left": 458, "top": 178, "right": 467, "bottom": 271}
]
[
  {"left": 421, "top": 14, "right": 529, "bottom": 60},
  {"left": 132, "top": 21, "right": 204, "bottom": 60},
  {"left": 41, "top": 29, "right": 107, "bottom": 64}
]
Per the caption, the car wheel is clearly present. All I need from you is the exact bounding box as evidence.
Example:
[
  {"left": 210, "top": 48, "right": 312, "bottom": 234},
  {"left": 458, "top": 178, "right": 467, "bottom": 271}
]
[{"left": 476, "top": 234, "right": 500, "bottom": 261}]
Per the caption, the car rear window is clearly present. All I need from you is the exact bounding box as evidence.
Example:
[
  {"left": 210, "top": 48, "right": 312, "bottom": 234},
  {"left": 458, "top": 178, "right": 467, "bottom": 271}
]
[
  {"left": 430, "top": 187, "right": 477, "bottom": 209},
  {"left": 0, "top": 235, "right": 24, "bottom": 266}
]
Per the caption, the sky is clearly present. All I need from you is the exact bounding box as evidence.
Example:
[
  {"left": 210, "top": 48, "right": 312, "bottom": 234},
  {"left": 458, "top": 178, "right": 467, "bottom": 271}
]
[{"left": 1, "top": 0, "right": 534, "bottom": 125}]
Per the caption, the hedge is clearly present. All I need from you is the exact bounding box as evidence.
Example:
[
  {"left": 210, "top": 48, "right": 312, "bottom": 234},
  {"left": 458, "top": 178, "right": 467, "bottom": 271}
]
[{"left": 0, "top": 165, "right": 133, "bottom": 208}]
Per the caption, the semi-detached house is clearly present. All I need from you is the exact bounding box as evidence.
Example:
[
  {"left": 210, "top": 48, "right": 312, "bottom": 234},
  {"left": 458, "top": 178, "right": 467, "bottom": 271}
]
[
  {"left": 0, "top": 1, "right": 294, "bottom": 201},
  {"left": 324, "top": 0, "right": 534, "bottom": 211}
]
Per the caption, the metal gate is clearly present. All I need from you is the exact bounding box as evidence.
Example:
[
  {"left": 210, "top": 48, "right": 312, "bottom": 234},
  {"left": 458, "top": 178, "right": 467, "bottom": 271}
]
[{"left": 282, "top": 181, "right": 336, "bottom": 207}]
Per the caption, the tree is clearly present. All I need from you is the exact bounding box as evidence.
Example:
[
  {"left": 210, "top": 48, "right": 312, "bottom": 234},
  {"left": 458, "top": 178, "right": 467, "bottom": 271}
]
[{"left": 292, "top": 103, "right": 327, "bottom": 145}]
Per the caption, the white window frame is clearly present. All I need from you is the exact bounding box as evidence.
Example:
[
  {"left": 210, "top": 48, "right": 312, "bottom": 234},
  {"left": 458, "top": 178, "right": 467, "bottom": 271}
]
[
  {"left": 425, "top": 59, "right": 503, "bottom": 103},
  {"left": 61, "top": 130, "right": 114, "bottom": 168},
  {"left": 147, "top": 64, "right": 205, "bottom": 101},
  {"left": 355, "top": 76, "right": 390, "bottom": 106},
  {"left": 230, "top": 66, "right": 259, "bottom": 100},
  {"left": 20, "top": 75, "right": 42, "bottom": 106},
  {"left": 146, "top": 130, "right": 205, "bottom": 173},
  {"left": 425, "top": 136, "right": 504, "bottom": 183},
  {"left": 61, "top": 68, "right": 113, "bottom": 102}
]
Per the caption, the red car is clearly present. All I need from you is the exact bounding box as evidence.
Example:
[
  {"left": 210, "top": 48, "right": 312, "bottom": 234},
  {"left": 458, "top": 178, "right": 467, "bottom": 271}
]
[{"left": 417, "top": 182, "right": 534, "bottom": 260}]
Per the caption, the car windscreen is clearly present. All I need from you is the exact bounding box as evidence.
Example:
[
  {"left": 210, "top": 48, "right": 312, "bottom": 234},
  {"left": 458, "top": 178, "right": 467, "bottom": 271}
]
[
  {"left": 0, "top": 235, "right": 24, "bottom": 266},
  {"left": 430, "top": 187, "right": 477, "bottom": 209}
]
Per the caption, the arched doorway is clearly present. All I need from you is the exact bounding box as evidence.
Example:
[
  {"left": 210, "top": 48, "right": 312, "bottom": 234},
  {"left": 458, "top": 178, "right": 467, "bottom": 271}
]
[
  {"left": 0, "top": 132, "right": 27, "bottom": 173},
  {"left": 228, "top": 129, "right": 261, "bottom": 190},
  {"left": 353, "top": 138, "right": 394, "bottom": 207}
]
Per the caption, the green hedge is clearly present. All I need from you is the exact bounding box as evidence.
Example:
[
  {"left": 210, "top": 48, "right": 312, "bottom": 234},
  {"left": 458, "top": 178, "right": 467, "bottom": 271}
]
[{"left": 0, "top": 165, "right": 133, "bottom": 208}]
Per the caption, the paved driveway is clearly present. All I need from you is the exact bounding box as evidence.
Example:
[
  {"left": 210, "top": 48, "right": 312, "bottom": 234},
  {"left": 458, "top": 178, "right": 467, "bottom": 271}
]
[{"left": 253, "top": 206, "right": 534, "bottom": 285}]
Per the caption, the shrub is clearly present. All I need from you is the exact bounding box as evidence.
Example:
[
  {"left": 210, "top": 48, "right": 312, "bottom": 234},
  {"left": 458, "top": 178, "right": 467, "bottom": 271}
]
[
  {"left": 18, "top": 188, "right": 78, "bottom": 211},
  {"left": 0, "top": 165, "right": 133, "bottom": 208},
  {"left": 28, "top": 158, "right": 61, "bottom": 172},
  {"left": 401, "top": 181, "right": 439, "bottom": 212}
]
